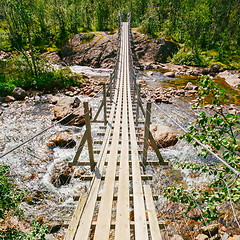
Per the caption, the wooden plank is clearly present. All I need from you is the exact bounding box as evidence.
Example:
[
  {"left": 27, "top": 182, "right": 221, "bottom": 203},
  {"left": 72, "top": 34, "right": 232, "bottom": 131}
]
[
  {"left": 144, "top": 185, "right": 163, "bottom": 240},
  {"left": 115, "top": 30, "right": 130, "bottom": 238},
  {"left": 126, "top": 21, "right": 149, "bottom": 240},
  {"left": 80, "top": 174, "right": 152, "bottom": 181},
  {"left": 69, "top": 159, "right": 159, "bottom": 167},
  {"left": 64, "top": 194, "right": 87, "bottom": 240},
  {"left": 91, "top": 220, "right": 165, "bottom": 230}
]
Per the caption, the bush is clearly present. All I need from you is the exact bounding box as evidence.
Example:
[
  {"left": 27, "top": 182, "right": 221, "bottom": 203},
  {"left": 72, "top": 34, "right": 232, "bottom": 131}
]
[
  {"left": 172, "top": 49, "right": 206, "bottom": 67},
  {"left": 0, "top": 56, "right": 83, "bottom": 97}
]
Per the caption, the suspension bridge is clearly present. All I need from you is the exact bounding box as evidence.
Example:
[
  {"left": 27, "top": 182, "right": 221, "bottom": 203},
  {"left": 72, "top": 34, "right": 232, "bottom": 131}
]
[
  {"left": 64, "top": 13, "right": 168, "bottom": 240},
  {"left": 1, "top": 12, "right": 240, "bottom": 240}
]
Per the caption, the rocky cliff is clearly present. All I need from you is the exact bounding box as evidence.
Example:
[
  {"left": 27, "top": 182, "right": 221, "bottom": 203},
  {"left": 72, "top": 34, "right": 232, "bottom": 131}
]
[{"left": 59, "top": 31, "right": 179, "bottom": 69}]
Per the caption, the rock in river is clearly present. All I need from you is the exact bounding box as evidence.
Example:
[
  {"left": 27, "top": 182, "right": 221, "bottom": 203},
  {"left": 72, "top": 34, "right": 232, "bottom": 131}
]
[
  {"left": 53, "top": 97, "right": 90, "bottom": 126},
  {"left": 150, "top": 124, "right": 178, "bottom": 148},
  {"left": 51, "top": 132, "right": 76, "bottom": 148},
  {"left": 51, "top": 161, "right": 74, "bottom": 188},
  {"left": 12, "top": 87, "right": 27, "bottom": 100}
]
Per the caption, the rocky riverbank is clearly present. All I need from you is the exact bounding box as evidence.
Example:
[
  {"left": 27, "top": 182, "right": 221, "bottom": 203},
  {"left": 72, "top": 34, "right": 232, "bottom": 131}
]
[{"left": 1, "top": 29, "right": 240, "bottom": 90}]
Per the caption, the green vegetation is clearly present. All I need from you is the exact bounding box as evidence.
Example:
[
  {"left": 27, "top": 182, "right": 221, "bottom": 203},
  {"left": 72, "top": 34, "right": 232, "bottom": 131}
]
[
  {"left": 0, "top": 0, "right": 239, "bottom": 69},
  {"left": 164, "top": 77, "right": 240, "bottom": 222},
  {"left": 0, "top": 164, "right": 25, "bottom": 218},
  {"left": 0, "top": 163, "right": 48, "bottom": 239},
  {"left": 0, "top": 55, "right": 83, "bottom": 97}
]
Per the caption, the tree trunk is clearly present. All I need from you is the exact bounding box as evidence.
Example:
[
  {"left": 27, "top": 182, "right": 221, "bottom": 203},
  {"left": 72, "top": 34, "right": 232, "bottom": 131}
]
[{"left": 26, "top": 23, "right": 38, "bottom": 77}]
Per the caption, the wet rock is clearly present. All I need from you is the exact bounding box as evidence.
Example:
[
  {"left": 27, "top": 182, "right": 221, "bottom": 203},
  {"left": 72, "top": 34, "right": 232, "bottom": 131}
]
[
  {"left": 150, "top": 124, "right": 178, "bottom": 148},
  {"left": 202, "top": 68, "right": 211, "bottom": 75},
  {"left": 52, "top": 132, "right": 76, "bottom": 148},
  {"left": 24, "top": 173, "right": 37, "bottom": 181},
  {"left": 176, "top": 89, "right": 185, "bottom": 96},
  {"left": 25, "top": 190, "right": 45, "bottom": 205},
  {"left": 185, "top": 82, "right": 198, "bottom": 91},
  {"left": 164, "top": 72, "right": 175, "bottom": 78},
  {"left": 12, "top": 87, "right": 27, "bottom": 100},
  {"left": 5, "top": 95, "right": 15, "bottom": 102},
  {"left": 65, "top": 91, "right": 74, "bottom": 97},
  {"left": 187, "top": 208, "right": 202, "bottom": 220},
  {"left": 72, "top": 97, "right": 80, "bottom": 108},
  {"left": 49, "top": 221, "right": 63, "bottom": 234},
  {"left": 210, "top": 72, "right": 217, "bottom": 77},
  {"left": 171, "top": 235, "right": 184, "bottom": 240},
  {"left": 196, "top": 234, "right": 209, "bottom": 240},
  {"left": 190, "top": 70, "right": 201, "bottom": 76},
  {"left": 2, "top": 103, "right": 9, "bottom": 107},
  {"left": 51, "top": 161, "right": 74, "bottom": 188},
  {"left": 211, "top": 64, "right": 221, "bottom": 73},
  {"left": 201, "top": 224, "right": 218, "bottom": 236},
  {"left": 53, "top": 97, "right": 88, "bottom": 126},
  {"left": 188, "top": 90, "right": 198, "bottom": 95},
  {"left": 162, "top": 98, "right": 173, "bottom": 104},
  {"left": 73, "top": 194, "right": 80, "bottom": 201},
  {"left": 73, "top": 168, "right": 87, "bottom": 178},
  {"left": 147, "top": 71, "right": 154, "bottom": 76},
  {"left": 48, "top": 96, "right": 59, "bottom": 104},
  {"left": 155, "top": 97, "right": 162, "bottom": 103}
]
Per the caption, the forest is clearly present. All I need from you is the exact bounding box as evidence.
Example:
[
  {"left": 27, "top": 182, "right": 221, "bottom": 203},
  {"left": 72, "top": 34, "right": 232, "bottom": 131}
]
[{"left": 0, "top": 0, "right": 240, "bottom": 64}]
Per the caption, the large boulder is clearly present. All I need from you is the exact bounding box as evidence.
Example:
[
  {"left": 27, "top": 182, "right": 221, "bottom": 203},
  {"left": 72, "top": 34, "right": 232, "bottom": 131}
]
[
  {"left": 51, "top": 161, "right": 74, "bottom": 188},
  {"left": 12, "top": 87, "right": 27, "bottom": 100},
  {"left": 150, "top": 124, "right": 178, "bottom": 148},
  {"left": 53, "top": 97, "right": 90, "bottom": 126}
]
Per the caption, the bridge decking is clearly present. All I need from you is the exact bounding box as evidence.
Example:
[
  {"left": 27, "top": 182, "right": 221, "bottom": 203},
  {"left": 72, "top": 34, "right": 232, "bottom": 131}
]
[{"left": 65, "top": 21, "right": 163, "bottom": 240}]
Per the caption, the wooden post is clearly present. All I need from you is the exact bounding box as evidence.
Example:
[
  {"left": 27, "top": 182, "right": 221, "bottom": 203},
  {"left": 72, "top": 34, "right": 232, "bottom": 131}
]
[
  {"left": 110, "top": 76, "right": 113, "bottom": 103},
  {"left": 136, "top": 84, "right": 141, "bottom": 126},
  {"left": 142, "top": 102, "right": 151, "bottom": 166},
  {"left": 103, "top": 84, "right": 107, "bottom": 125},
  {"left": 83, "top": 102, "right": 95, "bottom": 171}
]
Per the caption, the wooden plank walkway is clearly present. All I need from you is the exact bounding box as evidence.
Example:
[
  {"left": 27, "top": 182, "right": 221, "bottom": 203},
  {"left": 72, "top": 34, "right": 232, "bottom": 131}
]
[{"left": 65, "top": 20, "right": 164, "bottom": 240}]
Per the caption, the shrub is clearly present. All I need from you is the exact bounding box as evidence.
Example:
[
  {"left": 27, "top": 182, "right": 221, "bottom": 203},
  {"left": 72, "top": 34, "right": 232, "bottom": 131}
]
[{"left": 172, "top": 49, "right": 206, "bottom": 67}]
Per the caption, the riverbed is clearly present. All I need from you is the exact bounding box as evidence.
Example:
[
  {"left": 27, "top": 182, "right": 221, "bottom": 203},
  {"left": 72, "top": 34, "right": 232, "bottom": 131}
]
[{"left": 0, "top": 66, "right": 239, "bottom": 239}]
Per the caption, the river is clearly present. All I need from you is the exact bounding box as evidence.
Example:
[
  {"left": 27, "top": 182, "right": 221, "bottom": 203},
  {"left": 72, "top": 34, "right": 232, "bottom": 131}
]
[{"left": 0, "top": 66, "right": 239, "bottom": 239}]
